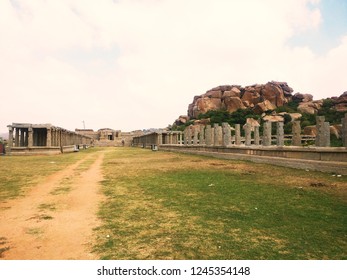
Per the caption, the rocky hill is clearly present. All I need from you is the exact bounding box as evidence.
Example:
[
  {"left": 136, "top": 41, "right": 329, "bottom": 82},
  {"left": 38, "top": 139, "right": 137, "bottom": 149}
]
[{"left": 174, "top": 81, "right": 346, "bottom": 127}]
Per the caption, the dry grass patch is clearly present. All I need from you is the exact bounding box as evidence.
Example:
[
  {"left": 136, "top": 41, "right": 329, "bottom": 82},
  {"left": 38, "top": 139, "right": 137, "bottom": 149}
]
[{"left": 0, "top": 148, "right": 101, "bottom": 203}]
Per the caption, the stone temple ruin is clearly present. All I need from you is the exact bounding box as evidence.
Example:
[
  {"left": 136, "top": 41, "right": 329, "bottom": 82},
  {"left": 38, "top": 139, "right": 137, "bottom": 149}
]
[
  {"left": 75, "top": 128, "right": 143, "bottom": 147},
  {"left": 7, "top": 123, "right": 93, "bottom": 155},
  {"left": 5, "top": 123, "right": 144, "bottom": 155}
]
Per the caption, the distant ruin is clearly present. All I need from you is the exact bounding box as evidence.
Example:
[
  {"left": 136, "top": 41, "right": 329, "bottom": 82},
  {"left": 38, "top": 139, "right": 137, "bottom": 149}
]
[
  {"left": 5, "top": 123, "right": 145, "bottom": 155},
  {"left": 75, "top": 128, "right": 143, "bottom": 147},
  {"left": 7, "top": 123, "right": 93, "bottom": 155}
]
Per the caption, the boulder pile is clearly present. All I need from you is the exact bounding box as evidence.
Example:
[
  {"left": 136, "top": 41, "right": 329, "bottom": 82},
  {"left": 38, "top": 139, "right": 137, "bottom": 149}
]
[{"left": 174, "top": 81, "right": 346, "bottom": 125}]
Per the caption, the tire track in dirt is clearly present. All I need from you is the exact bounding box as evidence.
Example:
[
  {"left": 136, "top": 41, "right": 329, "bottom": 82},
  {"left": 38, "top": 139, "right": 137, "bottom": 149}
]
[{"left": 0, "top": 151, "right": 105, "bottom": 260}]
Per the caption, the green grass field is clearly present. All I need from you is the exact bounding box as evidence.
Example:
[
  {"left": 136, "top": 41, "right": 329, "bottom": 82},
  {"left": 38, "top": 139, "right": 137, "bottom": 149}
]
[
  {"left": 94, "top": 148, "right": 347, "bottom": 260},
  {"left": 1, "top": 147, "right": 346, "bottom": 259}
]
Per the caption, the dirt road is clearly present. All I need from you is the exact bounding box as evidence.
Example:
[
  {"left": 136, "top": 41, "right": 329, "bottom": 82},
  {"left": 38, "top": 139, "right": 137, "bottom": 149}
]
[{"left": 0, "top": 151, "right": 105, "bottom": 260}]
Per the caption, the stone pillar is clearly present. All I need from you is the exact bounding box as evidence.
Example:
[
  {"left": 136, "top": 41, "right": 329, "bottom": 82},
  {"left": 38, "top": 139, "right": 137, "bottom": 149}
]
[
  {"left": 218, "top": 125, "right": 223, "bottom": 145},
  {"left": 51, "top": 129, "right": 54, "bottom": 146},
  {"left": 8, "top": 126, "right": 13, "bottom": 148},
  {"left": 254, "top": 126, "right": 260, "bottom": 145},
  {"left": 205, "top": 125, "right": 212, "bottom": 145},
  {"left": 199, "top": 126, "right": 205, "bottom": 145},
  {"left": 54, "top": 129, "right": 57, "bottom": 146},
  {"left": 316, "top": 116, "right": 330, "bottom": 147},
  {"left": 57, "top": 130, "right": 61, "bottom": 146},
  {"left": 19, "top": 129, "right": 25, "bottom": 147},
  {"left": 222, "top": 123, "right": 231, "bottom": 146},
  {"left": 276, "top": 122, "right": 284, "bottom": 146},
  {"left": 179, "top": 132, "right": 183, "bottom": 145},
  {"left": 193, "top": 129, "right": 199, "bottom": 145},
  {"left": 315, "top": 116, "right": 324, "bottom": 146},
  {"left": 186, "top": 126, "right": 192, "bottom": 145},
  {"left": 323, "top": 122, "right": 330, "bottom": 147},
  {"left": 171, "top": 133, "right": 176, "bottom": 145},
  {"left": 183, "top": 129, "right": 188, "bottom": 145},
  {"left": 169, "top": 133, "right": 173, "bottom": 145},
  {"left": 342, "top": 113, "right": 347, "bottom": 148},
  {"left": 244, "top": 123, "right": 252, "bottom": 146},
  {"left": 28, "top": 127, "right": 33, "bottom": 148},
  {"left": 235, "top": 124, "right": 241, "bottom": 145},
  {"left": 24, "top": 130, "right": 28, "bottom": 146},
  {"left": 262, "top": 121, "right": 272, "bottom": 146},
  {"left": 158, "top": 133, "right": 163, "bottom": 145},
  {"left": 15, "top": 128, "right": 19, "bottom": 147},
  {"left": 214, "top": 124, "right": 221, "bottom": 146},
  {"left": 211, "top": 126, "right": 215, "bottom": 145},
  {"left": 291, "top": 121, "right": 301, "bottom": 146}
]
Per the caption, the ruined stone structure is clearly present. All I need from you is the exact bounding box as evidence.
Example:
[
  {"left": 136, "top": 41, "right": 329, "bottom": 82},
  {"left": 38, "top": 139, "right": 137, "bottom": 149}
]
[
  {"left": 132, "top": 131, "right": 183, "bottom": 147},
  {"left": 7, "top": 123, "right": 93, "bottom": 155},
  {"left": 75, "top": 128, "right": 141, "bottom": 147}
]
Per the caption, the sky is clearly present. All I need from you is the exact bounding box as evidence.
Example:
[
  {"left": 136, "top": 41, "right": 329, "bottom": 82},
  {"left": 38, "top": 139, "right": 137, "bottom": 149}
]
[{"left": 1, "top": 0, "right": 346, "bottom": 133}]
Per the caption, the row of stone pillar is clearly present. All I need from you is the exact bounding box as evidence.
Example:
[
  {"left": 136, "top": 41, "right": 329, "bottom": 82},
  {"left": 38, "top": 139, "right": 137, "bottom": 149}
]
[
  {"left": 8, "top": 125, "right": 92, "bottom": 148},
  {"left": 184, "top": 122, "right": 283, "bottom": 147},
  {"left": 11, "top": 128, "right": 29, "bottom": 147},
  {"left": 159, "top": 132, "right": 183, "bottom": 145},
  {"left": 182, "top": 114, "right": 347, "bottom": 148}
]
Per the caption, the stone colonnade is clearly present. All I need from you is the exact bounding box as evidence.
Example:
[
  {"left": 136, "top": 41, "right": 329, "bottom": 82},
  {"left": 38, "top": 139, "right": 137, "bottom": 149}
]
[
  {"left": 132, "top": 131, "right": 183, "bottom": 147},
  {"left": 183, "top": 121, "right": 278, "bottom": 147},
  {"left": 180, "top": 115, "right": 347, "bottom": 148},
  {"left": 7, "top": 123, "right": 92, "bottom": 149}
]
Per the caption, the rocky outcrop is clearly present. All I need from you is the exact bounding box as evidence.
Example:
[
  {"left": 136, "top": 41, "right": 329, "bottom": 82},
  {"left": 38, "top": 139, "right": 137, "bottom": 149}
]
[
  {"left": 253, "top": 100, "right": 277, "bottom": 114},
  {"left": 297, "top": 100, "right": 323, "bottom": 115},
  {"left": 187, "top": 81, "right": 294, "bottom": 118},
  {"left": 332, "top": 92, "right": 347, "bottom": 112},
  {"left": 174, "top": 115, "right": 190, "bottom": 126},
  {"left": 224, "top": 96, "right": 246, "bottom": 113},
  {"left": 182, "top": 82, "right": 346, "bottom": 126}
]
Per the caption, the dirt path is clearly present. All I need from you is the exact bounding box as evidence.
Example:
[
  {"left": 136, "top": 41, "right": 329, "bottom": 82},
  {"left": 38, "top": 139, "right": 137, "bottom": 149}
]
[{"left": 0, "top": 151, "right": 105, "bottom": 260}]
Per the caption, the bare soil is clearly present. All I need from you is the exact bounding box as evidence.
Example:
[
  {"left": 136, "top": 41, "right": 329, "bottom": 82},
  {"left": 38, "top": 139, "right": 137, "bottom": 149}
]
[{"left": 0, "top": 151, "right": 105, "bottom": 260}]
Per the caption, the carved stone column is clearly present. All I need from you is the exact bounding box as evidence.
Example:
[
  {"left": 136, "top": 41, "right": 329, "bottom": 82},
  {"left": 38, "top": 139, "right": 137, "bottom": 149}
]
[
  {"left": 244, "top": 123, "right": 252, "bottom": 146},
  {"left": 276, "top": 122, "right": 284, "bottom": 146},
  {"left": 235, "top": 124, "right": 241, "bottom": 145},
  {"left": 28, "top": 127, "right": 33, "bottom": 148},
  {"left": 205, "top": 125, "right": 212, "bottom": 146},
  {"left": 291, "top": 121, "right": 302, "bottom": 146},
  {"left": 46, "top": 128, "right": 52, "bottom": 147},
  {"left": 262, "top": 121, "right": 272, "bottom": 146},
  {"left": 254, "top": 126, "right": 260, "bottom": 145},
  {"left": 8, "top": 126, "right": 13, "bottom": 148}
]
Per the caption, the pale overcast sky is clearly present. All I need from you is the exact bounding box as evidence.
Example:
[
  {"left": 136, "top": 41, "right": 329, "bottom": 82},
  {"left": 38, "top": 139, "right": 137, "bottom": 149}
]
[{"left": 1, "top": 0, "right": 346, "bottom": 133}]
